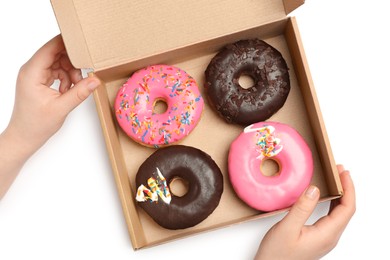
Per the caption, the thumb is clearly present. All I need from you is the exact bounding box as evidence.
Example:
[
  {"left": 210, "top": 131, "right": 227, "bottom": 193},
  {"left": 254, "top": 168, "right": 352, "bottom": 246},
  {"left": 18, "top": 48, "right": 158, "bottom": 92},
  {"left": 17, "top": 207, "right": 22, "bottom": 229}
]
[
  {"left": 279, "top": 185, "right": 320, "bottom": 235},
  {"left": 59, "top": 76, "right": 100, "bottom": 114}
]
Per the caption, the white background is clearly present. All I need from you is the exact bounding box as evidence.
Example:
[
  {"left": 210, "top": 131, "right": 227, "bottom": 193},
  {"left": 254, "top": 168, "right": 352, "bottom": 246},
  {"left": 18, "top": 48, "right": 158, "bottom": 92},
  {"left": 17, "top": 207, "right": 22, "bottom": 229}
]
[{"left": 0, "top": 1, "right": 389, "bottom": 259}]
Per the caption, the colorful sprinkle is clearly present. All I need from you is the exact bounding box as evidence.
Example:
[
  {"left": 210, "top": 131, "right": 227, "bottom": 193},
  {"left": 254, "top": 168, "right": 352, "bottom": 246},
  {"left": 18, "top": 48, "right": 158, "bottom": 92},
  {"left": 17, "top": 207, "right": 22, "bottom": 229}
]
[{"left": 244, "top": 124, "right": 283, "bottom": 159}]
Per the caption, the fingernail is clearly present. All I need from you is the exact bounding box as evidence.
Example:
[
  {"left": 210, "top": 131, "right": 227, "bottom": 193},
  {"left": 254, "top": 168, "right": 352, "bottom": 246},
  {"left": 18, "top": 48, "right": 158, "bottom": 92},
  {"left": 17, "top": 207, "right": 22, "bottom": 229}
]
[
  {"left": 305, "top": 186, "right": 319, "bottom": 200},
  {"left": 337, "top": 164, "right": 345, "bottom": 173},
  {"left": 87, "top": 79, "right": 100, "bottom": 91}
]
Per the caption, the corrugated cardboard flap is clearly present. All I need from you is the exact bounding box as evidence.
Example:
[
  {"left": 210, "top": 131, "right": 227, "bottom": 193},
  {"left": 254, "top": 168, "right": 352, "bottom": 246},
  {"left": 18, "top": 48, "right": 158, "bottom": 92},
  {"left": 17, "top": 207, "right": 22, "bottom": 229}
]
[{"left": 51, "top": 0, "right": 303, "bottom": 71}]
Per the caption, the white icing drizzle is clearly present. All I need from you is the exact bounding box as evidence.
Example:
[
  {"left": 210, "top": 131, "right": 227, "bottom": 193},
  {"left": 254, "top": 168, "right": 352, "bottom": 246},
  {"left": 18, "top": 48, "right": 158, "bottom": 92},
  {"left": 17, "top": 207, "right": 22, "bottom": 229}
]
[{"left": 136, "top": 167, "right": 171, "bottom": 204}]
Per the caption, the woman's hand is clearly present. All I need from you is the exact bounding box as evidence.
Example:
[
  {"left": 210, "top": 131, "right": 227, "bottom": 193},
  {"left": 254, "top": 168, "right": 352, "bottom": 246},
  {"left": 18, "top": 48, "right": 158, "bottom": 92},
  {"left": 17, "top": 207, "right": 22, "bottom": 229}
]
[
  {"left": 1, "top": 35, "right": 100, "bottom": 198},
  {"left": 7, "top": 35, "right": 100, "bottom": 154},
  {"left": 255, "top": 165, "right": 356, "bottom": 260}
]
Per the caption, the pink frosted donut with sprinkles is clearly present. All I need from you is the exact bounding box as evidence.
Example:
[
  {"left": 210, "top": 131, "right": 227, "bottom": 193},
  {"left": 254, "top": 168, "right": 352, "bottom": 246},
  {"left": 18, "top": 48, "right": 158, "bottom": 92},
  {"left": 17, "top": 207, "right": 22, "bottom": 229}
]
[
  {"left": 228, "top": 121, "right": 313, "bottom": 212},
  {"left": 115, "top": 65, "right": 204, "bottom": 147}
]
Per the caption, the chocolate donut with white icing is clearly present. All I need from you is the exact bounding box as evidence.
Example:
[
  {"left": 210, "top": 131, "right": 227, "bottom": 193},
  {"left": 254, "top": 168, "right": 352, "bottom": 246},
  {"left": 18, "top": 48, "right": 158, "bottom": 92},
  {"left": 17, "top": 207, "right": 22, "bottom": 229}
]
[{"left": 135, "top": 145, "right": 223, "bottom": 230}]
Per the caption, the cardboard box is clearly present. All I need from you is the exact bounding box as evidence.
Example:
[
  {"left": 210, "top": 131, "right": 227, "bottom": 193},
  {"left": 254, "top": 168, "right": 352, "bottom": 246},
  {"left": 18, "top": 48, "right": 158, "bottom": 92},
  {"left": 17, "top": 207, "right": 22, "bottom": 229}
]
[{"left": 51, "top": 0, "right": 343, "bottom": 249}]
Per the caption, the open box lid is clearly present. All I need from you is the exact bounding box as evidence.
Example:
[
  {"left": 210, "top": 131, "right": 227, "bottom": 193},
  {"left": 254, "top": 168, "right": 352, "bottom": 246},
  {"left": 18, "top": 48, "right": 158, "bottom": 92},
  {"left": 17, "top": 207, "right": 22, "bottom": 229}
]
[{"left": 50, "top": 0, "right": 304, "bottom": 72}]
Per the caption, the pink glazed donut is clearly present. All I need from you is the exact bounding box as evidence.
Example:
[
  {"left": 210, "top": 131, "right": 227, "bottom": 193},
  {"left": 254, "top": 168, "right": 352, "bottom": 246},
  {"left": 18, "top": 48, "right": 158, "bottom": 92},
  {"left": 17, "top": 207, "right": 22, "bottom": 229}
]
[
  {"left": 228, "top": 121, "right": 313, "bottom": 211},
  {"left": 115, "top": 65, "right": 204, "bottom": 148}
]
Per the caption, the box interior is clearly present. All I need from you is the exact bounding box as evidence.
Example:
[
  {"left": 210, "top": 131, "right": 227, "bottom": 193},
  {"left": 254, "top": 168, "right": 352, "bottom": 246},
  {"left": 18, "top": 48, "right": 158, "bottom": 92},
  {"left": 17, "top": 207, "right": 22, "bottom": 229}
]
[{"left": 92, "top": 18, "right": 341, "bottom": 248}]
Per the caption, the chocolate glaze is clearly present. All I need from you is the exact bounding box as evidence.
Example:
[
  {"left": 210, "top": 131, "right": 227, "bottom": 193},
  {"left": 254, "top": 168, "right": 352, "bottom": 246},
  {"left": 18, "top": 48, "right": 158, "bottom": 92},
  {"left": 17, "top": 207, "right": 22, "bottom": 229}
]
[
  {"left": 135, "top": 145, "right": 223, "bottom": 230},
  {"left": 205, "top": 39, "right": 290, "bottom": 125}
]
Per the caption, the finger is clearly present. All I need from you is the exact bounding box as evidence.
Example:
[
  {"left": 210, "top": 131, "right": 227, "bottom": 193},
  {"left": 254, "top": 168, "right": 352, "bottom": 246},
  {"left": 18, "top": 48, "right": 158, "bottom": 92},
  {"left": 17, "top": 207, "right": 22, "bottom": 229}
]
[
  {"left": 337, "top": 164, "right": 345, "bottom": 172},
  {"left": 278, "top": 185, "right": 320, "bottom": 236},
  {"left": 57, "top": 76, "right": 100, "bottom": 114},
  {"left": 328, "top": 170, "right": 356, "bottom": 224},
  {"left": 69, "top": 68, "right": 83, "bottom": 84},
  {"left": 327, "top": 164, "right": 345, "bottom": 214},
  {"left": 29, "top": 35, "right": 65, "bottom": 70},
  {"left": 333, "top": 165, "right": 356, "bottom": 218},
  {"left": 315, "top": 169, "right": 356, "bottom": 233},
  {"left": 57, "top": 53, "right": 82, "bottom": 83},
  {"left": 59, "top": 54, "right": 74, "bottom": 71},
  {"left": 51, "top": 69, "right": 72, "bottom": 94},
  {"left": 52, "top": 60, "right": 61, "bottom": 70}
]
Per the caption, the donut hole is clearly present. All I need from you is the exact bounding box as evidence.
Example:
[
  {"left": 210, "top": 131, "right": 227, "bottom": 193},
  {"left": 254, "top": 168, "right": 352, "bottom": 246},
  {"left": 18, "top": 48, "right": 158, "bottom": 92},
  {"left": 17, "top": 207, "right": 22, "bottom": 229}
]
[
  {"left": 260, "top": 159, "right": 280, "bottom": 177},
  {"left": 153, "top": 98, "right": 168, "bottom": 114},
  {"left": 238, "top": 74, "right": 256, "bottom": 90},
  {"left": 169, "top": 177, "right": 189, "bottom": 197}
]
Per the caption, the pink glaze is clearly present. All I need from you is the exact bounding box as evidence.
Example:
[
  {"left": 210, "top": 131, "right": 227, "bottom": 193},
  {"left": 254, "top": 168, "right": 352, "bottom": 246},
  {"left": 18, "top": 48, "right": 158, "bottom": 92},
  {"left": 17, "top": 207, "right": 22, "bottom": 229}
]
[
  {"left": 114, "top": 65, "right": 204, "bottom": 147},
  {"left": 228, "top": 122, "right": 313, "bottom": 212}
]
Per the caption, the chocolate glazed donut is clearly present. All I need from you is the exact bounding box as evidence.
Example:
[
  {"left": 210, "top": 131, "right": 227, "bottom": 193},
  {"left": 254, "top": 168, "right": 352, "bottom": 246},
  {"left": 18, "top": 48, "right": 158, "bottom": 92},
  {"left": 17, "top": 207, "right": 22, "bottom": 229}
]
[
  {"left": 135, "top": 145, "right": 223, "bottom": 230},
  {"left": 205, "top": 39, "right": 290, "bottom": 125}
]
